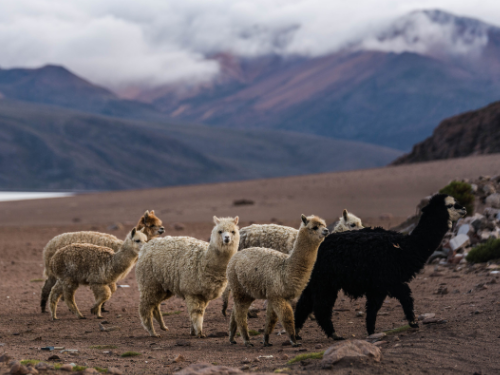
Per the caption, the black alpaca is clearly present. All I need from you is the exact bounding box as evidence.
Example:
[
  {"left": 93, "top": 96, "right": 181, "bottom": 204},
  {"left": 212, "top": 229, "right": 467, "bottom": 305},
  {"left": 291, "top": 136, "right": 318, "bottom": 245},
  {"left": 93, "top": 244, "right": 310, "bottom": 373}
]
[{"left": 294, "top": 194, "right": 466, "bottom": 338}]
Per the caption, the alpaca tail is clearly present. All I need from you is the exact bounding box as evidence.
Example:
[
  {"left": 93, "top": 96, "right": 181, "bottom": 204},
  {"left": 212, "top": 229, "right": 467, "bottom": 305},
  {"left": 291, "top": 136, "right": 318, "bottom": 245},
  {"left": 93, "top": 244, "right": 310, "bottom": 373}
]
[{"left": 221, "top": 286, "right": 231, "bottom": 317}]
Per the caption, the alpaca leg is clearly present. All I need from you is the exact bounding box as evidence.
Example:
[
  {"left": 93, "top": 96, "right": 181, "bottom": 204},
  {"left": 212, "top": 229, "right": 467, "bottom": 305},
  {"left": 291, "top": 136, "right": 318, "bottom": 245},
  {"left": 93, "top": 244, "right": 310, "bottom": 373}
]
[
  {"left": 62, "top": 282, "right": 85, "bottom": 319},
  {"left": 389, "top": 283, "right": 418, "bottom": 328},
  {"left": 153, "top": 292, "right": 171, "bottom": 332},
  {"left": 271, "top": 299, "right": 300, "bottom": 347},
  {"left": 294, "top": 289, "right": 315, "bottom": 339},
  {"left": 186, "top": 296, "right": 208, "bottom": 338},
  {"left": 41, "top": 277, "right": 57, "bottom": 313},
  {"left": 312, "top": 289, "right": 342, "bottom": 340},
  {"left": 102, "top": 283, "right": 117, "bottom": 313},
  {"left": 139, "top": 285, "right": 167, "bottom": 337},
  {"left": 365, "top": 292, "right": 386, "bottom": 335},
  {"left": 221, "top": 286, "right": 231, "bottom": 317},
  {"left": 229, "top": 308, "right": 238, "bottom": 344},
  {"left": 90, "top": 284, "right": 112, "bottom": 319},
  {"left": 262, "top": 304, "right": 278, "bottom": 347},
  {"left": 233, "top": 297, "right": 254, "bottom": 347},
  {"left": 48, "top": 280, "right": 64, "bottom": 321}
]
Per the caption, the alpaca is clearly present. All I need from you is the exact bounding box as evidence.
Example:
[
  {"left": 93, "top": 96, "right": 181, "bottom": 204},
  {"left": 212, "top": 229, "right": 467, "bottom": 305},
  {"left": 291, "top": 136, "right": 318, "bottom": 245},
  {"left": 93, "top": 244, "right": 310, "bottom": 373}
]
[
  {"left": 136, "top": 216, "right": 240, "bottom": 338},
  {"left": 48, "top": 228, "right": 147, "bottom": 320},
  {"left": 40, "top": 210, "right": 163, "bottom": 313},
  {"left": 221, "top": 209, "right": 362, "bottom": 317},
  {"left": 294, "top": 194, "right": 466, "bottom": 339},
  {"left": 227, "top": 214, "right": 328, "bottom": 347}
]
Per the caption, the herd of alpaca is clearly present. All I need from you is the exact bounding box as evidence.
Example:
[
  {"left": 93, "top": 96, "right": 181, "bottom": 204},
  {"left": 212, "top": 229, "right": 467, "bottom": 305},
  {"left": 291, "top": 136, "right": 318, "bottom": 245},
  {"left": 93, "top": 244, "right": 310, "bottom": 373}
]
[{"left": 39, "top": 195, "right": 466, "bottom": 347}]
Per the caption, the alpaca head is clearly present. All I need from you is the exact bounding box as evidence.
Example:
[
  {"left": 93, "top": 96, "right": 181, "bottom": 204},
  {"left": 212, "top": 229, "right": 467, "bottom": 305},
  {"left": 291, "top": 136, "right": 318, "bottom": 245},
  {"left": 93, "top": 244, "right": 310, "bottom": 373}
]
[
  {"left": 212, "top": 216, "right": 240, "bottom": 248},
  {"left": 137, "top": 210, "right": 165, "bottom": 239},
  {"left": 340, "top": 209, "right": 364, "bottom": 230},
  {"left": 422, "top": 194, "right": 467, "bottom": 228},
  {"left": 300, "top": 214, "right": 329, "bottom": 242},
  {"left": 125, "top": 227, "right": 148, "bottom": 252}
]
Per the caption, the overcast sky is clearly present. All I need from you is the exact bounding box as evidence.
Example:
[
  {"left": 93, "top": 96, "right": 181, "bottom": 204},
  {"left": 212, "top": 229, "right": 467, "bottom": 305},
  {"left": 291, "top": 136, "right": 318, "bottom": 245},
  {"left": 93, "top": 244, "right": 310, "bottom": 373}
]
[{"left": 1, "top": 0, "right": 499, "bottom": 89}]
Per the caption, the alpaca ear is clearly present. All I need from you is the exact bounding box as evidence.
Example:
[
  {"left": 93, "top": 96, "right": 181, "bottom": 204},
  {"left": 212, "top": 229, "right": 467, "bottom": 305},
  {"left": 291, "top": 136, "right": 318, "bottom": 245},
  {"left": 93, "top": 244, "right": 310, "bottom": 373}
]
[
  {"left": 150, "top": 210, "right": 155, "bottom": 215},
  {"left": 139, "top": 227, "right": 145, "bottom": 233},
  {"left": 301, "top": 214, "right": 309, "bottom": 225},
  {"left": 143, "top": 210, "right": 150, "bottom": 223},
  {"left": 343, "top": 209, "right": 348, "bottom": 221},
  {"left": 233, "top": 216, "right": 239, "bottom": 225},
  {"left": 213, "top": 216, "right": 220, "bottom": 225},
  {"left": 131, "top": 228, "right": 137, "bottom": 238}
]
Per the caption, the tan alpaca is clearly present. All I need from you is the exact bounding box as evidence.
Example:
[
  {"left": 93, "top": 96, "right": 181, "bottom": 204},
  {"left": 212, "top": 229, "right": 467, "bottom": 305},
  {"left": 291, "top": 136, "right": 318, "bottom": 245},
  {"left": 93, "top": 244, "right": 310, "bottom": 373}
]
[
  {"left": 221, "top": 209, "right": 361, "bottom": 316},
  {"left": 227, "top": 214, "right": 328, "bottom": 347},
  {"left": 48, "top": 228, "right": 147, "bottom": 320},
  {"left": 40, "top": 210, "right": 164, "bottom": 313},
  {"left": 136, "top": 216, "right": 239, "bottom": 338}
]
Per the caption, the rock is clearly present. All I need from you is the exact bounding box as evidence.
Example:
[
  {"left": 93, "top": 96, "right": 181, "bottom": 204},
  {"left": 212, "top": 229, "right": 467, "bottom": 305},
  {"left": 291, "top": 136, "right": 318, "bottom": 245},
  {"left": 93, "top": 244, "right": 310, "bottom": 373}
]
[
  {"left": 374, "top": 341, "right": 387, "bottom": 347},
  {"left": 366, "top": 332, "right": 386, "bottom": 342},
  {"left": 174, "top": 364, "right": 244, "bottom": 374},
  {"left": 486, "top": 193, "right": 500, "bottom": 208},
  {"left": 60, "top": 364, "right": 73, "bottom": 371},
  {"left": 484, "top": 207, "right": 500, "bottom": 220},
  {"left": 321, "top": 340, "right": 382, "bottom": 368},
  {"left": 241, "top": 359, "right": 250, "bottom": 364},
  {"left": 418, "top": 313, "right": 435, "bottom": 320},
  {"left": 281, "top": 354, "right": 289, "bottom": 360},
  {"left": 207, "top": 331, "right": 228, "bottom": 338},
  {"left": 355, "top": 311, "right": 364, "bottom": 317},
  {"left": 315, "top": 344, "right": 323, "bottom": 349},
  {"left": 9, "top": 361, "right": 21, "bottom": 374},
  {"left": 26, "top": 366, "right": 38, "bottom": 375},
  {"left": 47, "top": 355, "right": 60, "bottom": 361},
  {"left": 0, "top": 354, "right": 12, "bottom": 363},
  {"left": 470, "top": 184, "right": 478, "bottom": 193},
  {"left": 449, "top": 234, "right": 470, "bottom": 251},
  {"left": 457, "top": 224, "right": 471, "bottom": 236},
  {"left": 107, "top": 368, "right": 123, "bottom": 375},
  {"left": 35, "top": 362, "right": 52, "bottom": 371},
  {"left": 240, "top": 365, "right": 250, "bottom": 371},
  {"left": 82, "top": 369, "right": 99, "bottom": 374},
  {"left": 175, "top": 340, "right": 191, "bottom": 347},
  {"left": 173, "top": 355, "right": 185, "bottom": 363},
  {"left": 247, "top": 309, "right": 259, "bottom": 318},
  {"left": 483, "top": 185, "right": 496, "bottom": 194},
  {"left": 480, "top": 230, "right": 492, "bottom": 241}
]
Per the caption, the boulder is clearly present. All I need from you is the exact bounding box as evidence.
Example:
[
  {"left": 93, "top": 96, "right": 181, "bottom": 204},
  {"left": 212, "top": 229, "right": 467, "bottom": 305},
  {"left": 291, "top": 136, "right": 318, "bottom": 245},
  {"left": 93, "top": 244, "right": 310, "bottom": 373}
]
[
  {"left": 449, "top": 234, "right": 470, "bottom": 251},
  {"left": 321, "top": 340, "right": 382, "bottom": 368},
  {"left": 486, "top": 193, "right": 500, "bottom": 208}
]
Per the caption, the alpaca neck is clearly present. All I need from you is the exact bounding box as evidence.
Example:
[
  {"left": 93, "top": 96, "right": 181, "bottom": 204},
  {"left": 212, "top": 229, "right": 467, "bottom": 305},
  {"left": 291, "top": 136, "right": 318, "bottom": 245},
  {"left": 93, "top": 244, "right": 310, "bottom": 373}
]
[
  {"left": 409, "top": 211, "right": 449, "bottom": 258},
  {"left": 111, "top": 241, "right": 139, "bottom": 278},
  {"left": 205, "top": 241, "right": 237, "bottom": 274},
  {"left": 284, "top": 228, "right": 320, "bottom": 292}
]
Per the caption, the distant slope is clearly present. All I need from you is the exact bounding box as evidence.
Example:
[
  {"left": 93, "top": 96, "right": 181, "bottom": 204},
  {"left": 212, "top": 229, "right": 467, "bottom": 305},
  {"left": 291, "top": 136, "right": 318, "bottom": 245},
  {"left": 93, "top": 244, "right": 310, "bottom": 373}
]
[
  {"left": 0, "top": 99, "right": 401, "bottom": 190},
  {"left": 392, "top": 101, "right": 500, "bottom": 165},
  {"left": 128, "top": 10, "right": 500, "bottom": 151},
  {"left": 0, "top": 65, "right": 167, "bottom": 121}
]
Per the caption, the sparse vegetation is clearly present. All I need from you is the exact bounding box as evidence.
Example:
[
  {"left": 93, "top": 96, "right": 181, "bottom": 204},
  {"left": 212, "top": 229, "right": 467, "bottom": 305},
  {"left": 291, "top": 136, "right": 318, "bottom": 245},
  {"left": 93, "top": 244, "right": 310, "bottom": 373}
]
[
  {"left": 90, "top": 345, "right": 117, "bottom": 349},
  {"left": 30, "top": 278, "right": 45, "bottom": 282},
  {"left": 384, "top": 324, "right": 411, "bottom": 335},
  {"left": 121, "top": 351, "right": 140, "bottom": 357},
  {"left": 94, "top": 366, "right": 108, "bottom": 373},
  {"left": 73, "top": 365, "right": 87, "bottom": 372},
  {"left": 466, "top": 239, "right": 500, "bottom": 263},
  {"left": 21, "top": 359, "right": 43, "bottom": 366},
  {"left": 287, "top": 351, "right": 324, "bottom": 364},
  {"left": 162, "top": 310, "right": 181, "bottom": 316},
  {"left": 439, "top": 181, "right": 474, "bottom": 216}
]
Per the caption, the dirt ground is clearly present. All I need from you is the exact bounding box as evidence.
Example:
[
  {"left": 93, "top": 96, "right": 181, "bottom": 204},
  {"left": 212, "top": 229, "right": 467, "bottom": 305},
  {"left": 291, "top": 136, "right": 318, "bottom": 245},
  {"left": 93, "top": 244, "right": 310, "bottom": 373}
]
[{"left": 1, "top": 155, "right": 500, "bottom": 374}]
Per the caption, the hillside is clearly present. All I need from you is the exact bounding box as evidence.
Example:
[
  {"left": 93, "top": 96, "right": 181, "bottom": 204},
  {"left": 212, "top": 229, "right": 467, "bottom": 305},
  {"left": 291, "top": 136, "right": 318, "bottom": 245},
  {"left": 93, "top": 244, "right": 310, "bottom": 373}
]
[
  {"left": 392, "top": 101, "right": 500, "bottom": 165},
  {"left": 126, "top": 10, "right": 500, "bottom": 150},
  {"left": 0, "top": 99, "right": 401, "bottom": 190}
]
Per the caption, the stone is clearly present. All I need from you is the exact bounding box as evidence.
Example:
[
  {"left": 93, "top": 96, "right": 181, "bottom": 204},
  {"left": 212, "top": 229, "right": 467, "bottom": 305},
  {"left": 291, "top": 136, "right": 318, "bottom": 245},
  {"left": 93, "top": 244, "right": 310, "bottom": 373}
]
[
  {"left": 483, "top": 184, "right": 496, "bottom": 194},
  {"left": 60, "top": 364, "right": 73, "bottom": 371},
  {"left": 174, "top": 364, "right": 244, "bottom": 374},
  {"left": 26, "top": 366, "right": 38, "bottom": 375},
  {"left": 486, "top": 193, "right": 500, "bottom": 208},
  {"left": 47, "top": 355, "right": 60, "bottom": 361},
  {"left": 457, "top": 224, "right": 471, "bottom": 236},
  {"left": 107, "top": 368, "right": 123, "bottom": 375},
  {"left": 374, "top": 341, "right": 387, "bottom": 347},
  {"left": 173, "top": 355, "right": 185, "bottom": 363},
  {"left": 480, "top": 231, "right": 491, "bottom": 241},
  {"left": 0, "top": 354, "right": 12, "bottom": 363},
  {"left": 175, "top": 340, "right": 191, "bottom": 347},
  {"left": 470, "top": 184, "right": 478, "bottom": 193},
  {"left": 281, "top": 354, "right": 289, "bottom": 360},
  {"left": 207, "top": 331, "right": 228, "bottom": 338},
  {"left": 315, "top": 344, "right": 323, "bottom": 349},
  {"left": 247, "top": 309, "right": 259, "bottom": 319},
  {"left": 355, "top": 311, "right": 364, "bottom": 317},
  {"left": 418, "top": 313, "right": 435, "bottom": 320},
  {"left": 240, "top": 365, "right": 250, "bottom": 371},
  {"left": 366, "top": 332, "right": 386, "bottom": 341},
  {"left": 82, "top": 369, "right": 99, "bottom": 374},
  {"left": 241, "top": 359, "right": 250, "bottom": 364},
  {"left": 321, "top": 340, "right": 382, "bottom": 368},
  {"left": 484, "top": 207, "right": 500, "bottom": 220},
  {"left": 449, "top": 234, "right": 470, "bottom": 251},
  {"left": 35, "top": 362, "right": 52, "bottom": 371},
  {"left": 9, "top": 361, "right": 21, "bottom": 374}
]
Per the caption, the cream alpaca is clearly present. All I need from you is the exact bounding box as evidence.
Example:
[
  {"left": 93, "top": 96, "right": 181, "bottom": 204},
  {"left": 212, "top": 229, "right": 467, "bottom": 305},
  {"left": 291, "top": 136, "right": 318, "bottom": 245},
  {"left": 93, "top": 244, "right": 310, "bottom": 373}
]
[
  {"left": 136, "top": 216, "right": 240, "bottom": 338},
  {"left": 221, "top": 209, "right": 362, "bottom": 316},
  {"left": 48, "top": 228, "right": 147, "bottom": 320},
  {"left": 40, "top": 210, "right": 163, "bottom": 313},
  {"left": 227, "top": 214, "right": 328, "bottom": 347}
]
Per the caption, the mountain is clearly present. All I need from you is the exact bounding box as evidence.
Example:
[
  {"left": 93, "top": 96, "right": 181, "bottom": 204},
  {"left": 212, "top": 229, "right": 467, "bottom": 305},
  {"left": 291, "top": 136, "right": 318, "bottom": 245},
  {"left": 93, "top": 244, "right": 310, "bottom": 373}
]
[
  {"left": 391, "top": 100, "right": 500, "bottom": 165},
  {"left": 0, "top": 65, "right": 167, "bottom": 121},
  {"left": 126, "top": 10, "right": 500, "bottom": 151},
  {"left": 0, "top": 99, "right": 401, "bottom": 191}
]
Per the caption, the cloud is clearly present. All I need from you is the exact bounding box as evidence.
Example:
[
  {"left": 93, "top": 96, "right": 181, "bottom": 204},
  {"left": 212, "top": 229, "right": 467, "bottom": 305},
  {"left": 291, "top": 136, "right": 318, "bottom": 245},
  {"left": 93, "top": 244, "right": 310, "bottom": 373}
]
[{"left": 0, "top": 0, "right": 499, "bottom": 89}]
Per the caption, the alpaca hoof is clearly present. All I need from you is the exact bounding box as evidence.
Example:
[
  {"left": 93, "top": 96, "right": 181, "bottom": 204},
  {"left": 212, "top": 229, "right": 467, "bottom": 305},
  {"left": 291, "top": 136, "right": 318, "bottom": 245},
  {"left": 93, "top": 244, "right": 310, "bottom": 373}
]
[
  {"left": 151, "top": 333, "right": 160, "bottom": 338},
  {"left": 78, "top": 316, "right": 87, "bottom": 319},
  {"left": 261, "top": 341, "right": 273, "bottom": 347},
  {"left": 409, "top": 320, "right": 419, "bottom": 329},
  {"left": 160, "top": 326, "right": 169, "bottom": 331},
  {"left": 291, "top": 342, "right": 302, "bottom": 347},
  {"left": 96, "top": 316, "right": 104, "bottom": 319},
  {"left": 101, "top": 308, "right": 109, "bottom": 313},
  {"left": 245, "top": 342, "right": 254, "bottom": 347},
  {"left": 295, "top": 334, "right": 302, "bottom": 340},
  {"left": 199, "top": 333, "right": 207, "bottom": 338},
  {"left": 331, "top": 334, "right": 344, "bottom": 341},
  {"left": 230, "top": 340, "right": 237, "bottom": 345}
]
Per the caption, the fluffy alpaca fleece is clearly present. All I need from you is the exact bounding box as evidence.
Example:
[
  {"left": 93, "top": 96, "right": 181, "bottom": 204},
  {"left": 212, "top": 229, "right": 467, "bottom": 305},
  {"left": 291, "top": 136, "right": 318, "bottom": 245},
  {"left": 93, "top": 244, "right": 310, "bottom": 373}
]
[
  {"left": 136, "top": 216, "right": 240, "bottom": 338},
  {"left": 221, "top": 209, "right": 362, "bottom": 316},
  {"left": 294, "top": 194, "right": 466, "bottom": 339},
  {"left": 48, "top": 228, "right": 147, "bottom": 320},
  {"left": 40, "top": 210, "right": 163, "bottom": 313},
  {"left": 227, "top": 214, "right": 328, "bottom": 347}
]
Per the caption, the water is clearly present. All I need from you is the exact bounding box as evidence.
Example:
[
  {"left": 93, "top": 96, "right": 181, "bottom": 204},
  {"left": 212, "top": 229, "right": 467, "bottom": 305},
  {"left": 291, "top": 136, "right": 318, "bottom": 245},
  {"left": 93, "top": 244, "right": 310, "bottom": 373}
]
[{"left": 0, "top": 192, "right": 74, "bottom": 202}]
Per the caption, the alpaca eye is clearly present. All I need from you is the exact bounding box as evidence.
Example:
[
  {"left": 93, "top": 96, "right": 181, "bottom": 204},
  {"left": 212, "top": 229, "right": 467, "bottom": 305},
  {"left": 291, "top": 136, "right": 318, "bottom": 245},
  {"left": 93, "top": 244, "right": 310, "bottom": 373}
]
[
  {"left": 135, "top": 240, "right": 141, "bottom": 243},
  {"left": 231, "top": 231, "right": 235, "bottom": 234},
  {"left": 351, "top": 223, "right": 356, "bottom": 227},
  {"left": 447, "top": 204, "right": 453, "bottom": 208},
  {"left": 312, "top": 226, "right": 318, "bottom": 230},
  {"left": 219, "top": 230, "right": 223, "bottom": 234}
]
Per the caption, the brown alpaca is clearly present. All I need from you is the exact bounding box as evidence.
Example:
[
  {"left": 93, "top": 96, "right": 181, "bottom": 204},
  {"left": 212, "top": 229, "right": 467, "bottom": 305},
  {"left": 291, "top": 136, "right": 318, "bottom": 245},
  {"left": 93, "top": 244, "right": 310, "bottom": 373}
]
[
  {"left": 48, "top": 228, "right": 147, "bottom": 320},
  {"left": 136, "top": 217, "right": 240, "bottom": 338},
  {"left": 40, "top": 210, "right": 163, "bottom": 313},
  {"left": 227, "top": 214, "right": 328, "bottom": 347}
]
